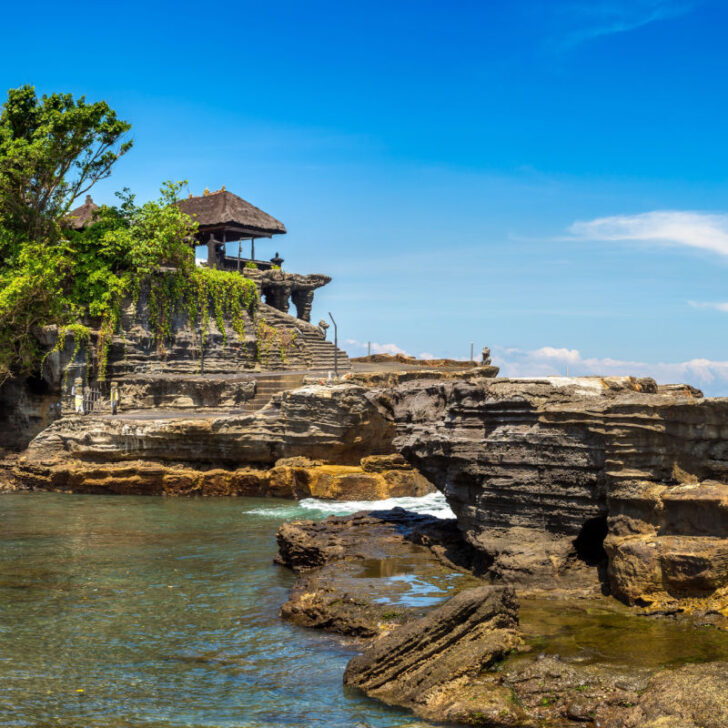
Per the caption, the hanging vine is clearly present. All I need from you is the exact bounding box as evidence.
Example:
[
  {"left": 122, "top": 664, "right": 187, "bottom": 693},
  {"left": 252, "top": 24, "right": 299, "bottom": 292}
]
[
  {"left": 42, "top": 323, "right": 92, "bottom": 388},
  {"left": 255, "top": 318, "right": 297, "bottom": 366},
  {"left": 145, "top": 267, "right": 258, "bottom": 358}
]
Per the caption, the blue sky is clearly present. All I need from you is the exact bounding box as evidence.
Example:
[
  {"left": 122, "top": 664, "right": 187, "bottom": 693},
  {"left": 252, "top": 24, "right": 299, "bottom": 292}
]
[{"left": 3, "top": 0, "right": 728, "bottom": 392}]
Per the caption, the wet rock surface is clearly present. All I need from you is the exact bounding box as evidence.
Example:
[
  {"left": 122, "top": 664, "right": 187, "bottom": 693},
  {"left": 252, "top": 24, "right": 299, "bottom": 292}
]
[
  {"left": 12, "top": 454, "right": 433, "bottom": 499},
  {"left": 0, "top": 454, "right": 22, "bottom": 492},
  {"left": 275, "top": 508, "right": 477, "bottom": 573},
  {"left": 275, "top": 509, "right": 481, "bottom": 637},
  {"left": 276, "top": 507, "right": 728, "bottom": 727},
  {"left": 344, "top": 585, "right": 522, "bottom": 725}
]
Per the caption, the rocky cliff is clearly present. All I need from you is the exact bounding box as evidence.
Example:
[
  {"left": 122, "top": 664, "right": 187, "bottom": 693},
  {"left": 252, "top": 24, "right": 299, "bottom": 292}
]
[
  {"left": 0, "top": 281, "right": 349, "bottom": 451},
  {"left": 13, "top": 368, "right": 728, "bottom": 608},
  {"left": 382, "top": 376, "right": 728, "bottom": 610}
]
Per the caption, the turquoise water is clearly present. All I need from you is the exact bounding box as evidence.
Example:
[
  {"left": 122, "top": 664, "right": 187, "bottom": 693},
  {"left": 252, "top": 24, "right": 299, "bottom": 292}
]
[{"left": 0, "top": 493, "right": 438, "bottom": 728}]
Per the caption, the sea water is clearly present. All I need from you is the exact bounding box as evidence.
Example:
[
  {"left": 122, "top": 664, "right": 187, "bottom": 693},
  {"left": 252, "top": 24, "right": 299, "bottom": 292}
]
[
  {"left": 4, "top": 492, "right": 727, "bottom": 728},
  {"left": 0, "top": 492, "right": 446, "bottom": 728}
]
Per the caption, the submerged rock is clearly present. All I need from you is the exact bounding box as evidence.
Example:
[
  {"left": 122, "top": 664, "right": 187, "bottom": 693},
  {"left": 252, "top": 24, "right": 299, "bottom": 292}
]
[
  {"left": 275, "top": 508, "right": 476, "bottom": 573},
  {"left": 275, "top": 509, "right": 481, "bottom": 637},
  {"left": 343, "top": 585, "right": 524, "bottom": 725}
]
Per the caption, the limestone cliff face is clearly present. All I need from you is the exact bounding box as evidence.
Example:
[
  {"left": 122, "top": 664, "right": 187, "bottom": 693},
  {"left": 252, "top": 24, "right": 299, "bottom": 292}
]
[
  {"left": 0, "top": 282, "right": 349, "bottom": 450},
  {"left": 383, "top": 376, "right": 728, "bottom": 608}
]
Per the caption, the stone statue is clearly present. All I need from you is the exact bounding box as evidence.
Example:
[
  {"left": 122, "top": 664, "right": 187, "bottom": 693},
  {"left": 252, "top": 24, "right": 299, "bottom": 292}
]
[
  {"left": 318, "top": 319, "right": 330, "bottom": 339},
  {"left": 481, "top": 347, "right": 492, "bottom": 366}
]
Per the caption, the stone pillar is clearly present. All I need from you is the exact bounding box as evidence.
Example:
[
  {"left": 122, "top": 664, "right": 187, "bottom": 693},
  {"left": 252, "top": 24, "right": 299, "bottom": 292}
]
[
  {"left": 292, "top": 289, "right": 315, "bottom": 322},
  {"left": 264, "top": 282, "right": 291, "bottom": 314}
]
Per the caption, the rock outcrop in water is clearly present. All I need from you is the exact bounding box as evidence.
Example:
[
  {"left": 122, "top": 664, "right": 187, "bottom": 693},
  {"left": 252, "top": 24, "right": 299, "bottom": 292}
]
[
  {"left": 344, "top": 585, "right": 522, "bottom": 725},
  {"left": 382, "top": 376, "right": 728, "bottom": 610},
  {"left": 276, "top": 508, "right": 477, "bottom": 637},
  {"left": 15, "top": 370, "right": 728, "bottom": 607},
  {"left": 277, "top": 507, "right": 728, "bottom": 727}
]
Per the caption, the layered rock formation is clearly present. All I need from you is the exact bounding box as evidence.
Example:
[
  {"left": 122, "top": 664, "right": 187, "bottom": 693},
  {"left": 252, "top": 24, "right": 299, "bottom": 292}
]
[
  {"left": 14, "top": 385, "right": 433, "bottom": 499},
  {"left": 0, "top": 278, "right": 350, "bottom": 450},
  {"left": 344, "top": 585, "right": 522, "bottom": 724},
  {"left": 12, "top": 364, "right": 728, "bottom": 607},
  {"left": 383, "top": 376, "right": 728, "bottom": 609}
]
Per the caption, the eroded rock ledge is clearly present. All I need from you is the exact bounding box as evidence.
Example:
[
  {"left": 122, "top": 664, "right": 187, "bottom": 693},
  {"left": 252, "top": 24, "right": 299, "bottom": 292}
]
[
  {"left": 381, "top": 376, "right": 728, "bottom": 611},
  {"left": 13, "top": 384, "right": 434, "bottom": 499}
]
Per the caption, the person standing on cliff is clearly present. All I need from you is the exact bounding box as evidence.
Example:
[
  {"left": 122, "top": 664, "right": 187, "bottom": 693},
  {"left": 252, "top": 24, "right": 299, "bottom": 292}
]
[
  {"left": 72, "top": 378, "right": 84, "bottom": 415},
  {"left": 109, "top": 382, "right": 120, "bottom": 415}
]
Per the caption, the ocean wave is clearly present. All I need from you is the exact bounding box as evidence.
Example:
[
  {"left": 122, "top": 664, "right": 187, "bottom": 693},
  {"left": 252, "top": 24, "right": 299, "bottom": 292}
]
[
  {"left": 247, "top": 491, "right": 454, "bottom": 519},
  {"left": 300, "top": 491, "right": 454, "bottom": 518}
]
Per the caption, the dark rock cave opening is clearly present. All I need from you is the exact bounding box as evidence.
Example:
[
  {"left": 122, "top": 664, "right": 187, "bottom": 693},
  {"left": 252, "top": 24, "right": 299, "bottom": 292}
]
[
  {"left": 573, "top": 515, "right": 609, "bottom": 566},
  {"left": 25, "top": 373, "right": 51, "bottom": 396}
]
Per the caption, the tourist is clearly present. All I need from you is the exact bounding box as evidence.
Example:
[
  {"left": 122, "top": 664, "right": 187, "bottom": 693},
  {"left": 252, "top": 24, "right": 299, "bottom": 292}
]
[
  {"left": 71, "top": 378, "right": 84, "bottom": 415},
  {"left": 110, "top": 382, "right": 120, "bottom": 415}
]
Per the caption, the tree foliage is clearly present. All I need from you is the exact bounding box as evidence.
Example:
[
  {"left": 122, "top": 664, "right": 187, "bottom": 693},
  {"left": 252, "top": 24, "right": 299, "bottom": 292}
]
[
  {"left": 0, "top": 85, "right": 132, "bottom": 248},
  {"left": 0, "top": 86, "right": 260, "bottom": 388},
  {"left": 0, "top": 180, "right": 201, "bottom": 385}
]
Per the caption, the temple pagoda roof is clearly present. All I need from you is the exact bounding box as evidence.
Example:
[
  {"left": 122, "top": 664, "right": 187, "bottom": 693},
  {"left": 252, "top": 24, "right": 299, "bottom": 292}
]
[
  {"left": 65, "top": 195, "right": 99, "bottom": 230},
  {"left": 177, "top": 188, "right": 286, "bottom": 239}
]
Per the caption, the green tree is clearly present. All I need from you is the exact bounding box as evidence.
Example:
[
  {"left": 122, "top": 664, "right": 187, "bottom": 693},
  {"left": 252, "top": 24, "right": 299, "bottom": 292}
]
[
  {"left": 0, "top": 85, "right": 132, "bottom": 249},
  {"left": 0, "top": 182, "right": 199, "bottom": 385}
]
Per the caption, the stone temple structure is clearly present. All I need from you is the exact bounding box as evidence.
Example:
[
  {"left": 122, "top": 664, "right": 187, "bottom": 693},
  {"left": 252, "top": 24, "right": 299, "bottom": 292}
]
[
  {"left": 68, "top": 187, "right": 332, "bottom": 324},
  {"left": 0, "top": 188, "right": 352, "bottom": 449},
  {"left": 177, "top": 187, "right": 331, "bottom": 322}
]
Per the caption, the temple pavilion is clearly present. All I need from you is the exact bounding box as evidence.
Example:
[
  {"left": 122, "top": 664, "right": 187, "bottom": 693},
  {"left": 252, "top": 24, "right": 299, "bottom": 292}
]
[
  {"left": 67, "top": 187, "right": 331, "bottom": 323},
  {"left": 177, "top": 187, "right": 287, "bottom": 271}
]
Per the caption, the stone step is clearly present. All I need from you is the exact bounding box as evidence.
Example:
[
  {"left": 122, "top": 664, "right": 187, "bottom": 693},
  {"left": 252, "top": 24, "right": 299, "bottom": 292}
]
[{"left": 242, "top": 372, "right": 307, "bottom": 412}]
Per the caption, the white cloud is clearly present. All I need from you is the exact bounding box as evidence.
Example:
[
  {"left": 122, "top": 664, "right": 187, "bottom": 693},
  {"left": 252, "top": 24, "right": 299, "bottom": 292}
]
[
  {"left": 560, "top": 1, "right": 696, "bottom": 47},
  {"left": 569, "top": 210, "right": 728, "bottom": 257},
  {"left": 418, "top": 352, "right": 436, "bottom": 360},
  {"left": 688, "top": 301, "right": 728, "bottom": 313},
  {"left": 532, "top": 346, "right": 581, "bottom": 363},
  {"left": 345, "top": 339, "right": 410, "bottom": 356},
  {"left": 493, "top": 345, "right": 728, "bottom": 396}
]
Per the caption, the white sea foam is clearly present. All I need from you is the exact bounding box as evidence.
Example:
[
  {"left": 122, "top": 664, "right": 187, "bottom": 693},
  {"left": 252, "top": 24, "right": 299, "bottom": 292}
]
[
  {"left": 299, "top": 491, "right": 454, "bottom": 518},
  {"left": 247, "top": 491, "right": 454, "bottom": 519}
]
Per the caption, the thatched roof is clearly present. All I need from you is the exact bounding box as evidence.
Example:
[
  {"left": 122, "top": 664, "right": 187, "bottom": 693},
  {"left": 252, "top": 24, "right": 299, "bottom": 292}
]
[
  {"left": 65, "top": 195, "right": 99, "bottom": 230},
  {"left": 178, "top": 188, "right": 286, "bottom": 238}
]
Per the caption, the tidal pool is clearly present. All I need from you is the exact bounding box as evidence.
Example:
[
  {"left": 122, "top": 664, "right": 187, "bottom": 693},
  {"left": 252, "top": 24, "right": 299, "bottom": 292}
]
[{"left": 0, "top": 493, "right": 436, "bottom": 728}]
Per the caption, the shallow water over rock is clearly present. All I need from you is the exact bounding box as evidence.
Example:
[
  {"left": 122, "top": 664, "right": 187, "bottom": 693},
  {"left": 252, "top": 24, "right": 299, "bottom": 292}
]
[
  {"left": 516, "top": 597, "right": 728, "bottom": 671},
  {"left": 0, "top": 493, "right": 434, "bottom": 728}
]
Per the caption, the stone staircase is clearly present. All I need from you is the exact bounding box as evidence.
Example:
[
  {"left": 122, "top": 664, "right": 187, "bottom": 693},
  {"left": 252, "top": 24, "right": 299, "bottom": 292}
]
[
  {"left": 258, "top": 304, "right": 351, "bottom": 374},
  {"left": 243, "top": 372, "right": 306, "bottom": 412}
]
